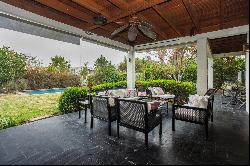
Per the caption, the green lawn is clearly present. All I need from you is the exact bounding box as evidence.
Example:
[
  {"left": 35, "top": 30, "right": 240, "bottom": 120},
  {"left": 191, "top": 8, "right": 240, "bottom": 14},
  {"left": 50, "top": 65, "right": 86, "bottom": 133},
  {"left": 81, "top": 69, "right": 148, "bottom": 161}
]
[{"left": 0, "top": 93, "right": 62, "bottom": 129}]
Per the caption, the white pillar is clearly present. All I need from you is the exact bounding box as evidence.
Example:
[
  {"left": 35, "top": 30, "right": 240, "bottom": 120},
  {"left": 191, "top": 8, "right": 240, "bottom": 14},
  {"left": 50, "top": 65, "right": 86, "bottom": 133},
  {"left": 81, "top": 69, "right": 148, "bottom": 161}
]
[
  {"left": 208, "top": 57, "right": 213, "bottom": 89},
  {"left": 237, "top": 71, "right": 242, "bottom": 83},
  {"left": 127, "top": 47, "right": 135, "bottom": 89},
  {"left": 197, "top": 38, "right": 208, "bottom": 95},
  {"left": 246, "top": 32, "right": 249, "bottom": 113}
]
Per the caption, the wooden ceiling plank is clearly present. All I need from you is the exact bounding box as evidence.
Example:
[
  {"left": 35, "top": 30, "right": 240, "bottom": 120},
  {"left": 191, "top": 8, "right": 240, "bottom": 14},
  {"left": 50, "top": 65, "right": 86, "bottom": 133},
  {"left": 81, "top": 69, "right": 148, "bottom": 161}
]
[
  {"left": 35, "top": 0, "right": 93, "bottom": 23},
  {"left": 107, "top": 0, "right": 128, "bottom": 10},
  {"left": 87, "top": 0, "right": 166, "bottom": 31},
  {"left": 153, "top": 5, "right": 183, "bottom": 36},
  {"left": 1, "top": 0, "right": 91, "bottom": 29},
  {"left": 72, "top": 0, "right": 111, "bottom": 19},
  {"left": 137, "top": 13, "right": 168, "bottom": 39},
  {"left": 182, "top": 0, "right": 200, "bottom": 32}
]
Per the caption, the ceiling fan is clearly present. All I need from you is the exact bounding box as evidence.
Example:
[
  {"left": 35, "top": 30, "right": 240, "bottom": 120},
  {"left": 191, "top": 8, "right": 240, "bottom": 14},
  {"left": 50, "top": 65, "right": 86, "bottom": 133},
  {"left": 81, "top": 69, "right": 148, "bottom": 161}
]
[{"left": 110, "top": 15, "right": 157, "bottom": 44}]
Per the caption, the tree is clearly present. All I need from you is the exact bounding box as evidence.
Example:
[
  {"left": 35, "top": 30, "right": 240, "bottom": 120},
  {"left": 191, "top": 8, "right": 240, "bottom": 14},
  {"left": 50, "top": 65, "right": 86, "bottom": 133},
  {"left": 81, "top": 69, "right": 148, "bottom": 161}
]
[
  {"left": 118, "top": 57, "right": 145, "bottom": 73},
  {"left": 146, "top": 45, "right": 197, "bottom": 82},
  {"left": 26, "top": 56, "right": 43, "bottom": 68},
  {"left": 0, "top": 46, "right": 27, "bottom": 85},
  {"left": 213, "top": 56, "right": 245, "bottom": 88},
  {"left": 80, "top": 63, "right": 89, "bottom": 80},
  {"left": 92, "top": 55, "right": 124, "bottom": 85},
  {"left": 48, "top": 55, "right": 71, "bottom": 72}
]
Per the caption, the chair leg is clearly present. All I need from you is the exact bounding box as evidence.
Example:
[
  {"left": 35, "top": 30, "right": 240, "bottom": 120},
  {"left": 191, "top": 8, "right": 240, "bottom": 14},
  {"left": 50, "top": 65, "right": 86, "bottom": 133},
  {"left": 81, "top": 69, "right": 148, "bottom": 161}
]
[
  {"left": 159, "top": 116, "right": 162, "bottom": 136},
  {"left": 90, "top": 116, "right": 93, "bottom": 128},
  {"left": 211, "top": 112, "right": 213, "bottom": 122},
  {"left": 145, "top": 133, "right": 148, "bottom": 149},
  {"left": 205, "top": 123, "right": 208, "bottom": 140},
  {"left": 166, "top": 102, "right": 169, "bottom": 116},
  {"left": 172, "top": 118, "right": 175, "bottom": 131},
  {"left": 108, "top": 121, "right": 111, "bottom": 136},
  {"left": 84, "top": 105, "right": 87, "bottom": 123},
  {"left": 117, "top": 122, "right": 120, "bottom": 138},
  {"left": 79, "top": 109, "right": 81, "bottom": 119}
]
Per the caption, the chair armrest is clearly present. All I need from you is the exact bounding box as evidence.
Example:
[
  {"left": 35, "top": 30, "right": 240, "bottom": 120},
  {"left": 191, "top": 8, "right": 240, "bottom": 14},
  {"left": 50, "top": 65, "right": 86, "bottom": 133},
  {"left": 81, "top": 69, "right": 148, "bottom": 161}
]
[{"left": 173, "top": 104, "right": 208, "bottom": 112}]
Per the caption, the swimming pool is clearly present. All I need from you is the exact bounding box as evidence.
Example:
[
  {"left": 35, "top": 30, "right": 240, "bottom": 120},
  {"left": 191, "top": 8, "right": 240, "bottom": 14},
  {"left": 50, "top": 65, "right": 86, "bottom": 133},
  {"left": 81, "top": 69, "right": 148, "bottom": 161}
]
[{"left": 24, "top": 88, "right": 66, "bottom": 95}]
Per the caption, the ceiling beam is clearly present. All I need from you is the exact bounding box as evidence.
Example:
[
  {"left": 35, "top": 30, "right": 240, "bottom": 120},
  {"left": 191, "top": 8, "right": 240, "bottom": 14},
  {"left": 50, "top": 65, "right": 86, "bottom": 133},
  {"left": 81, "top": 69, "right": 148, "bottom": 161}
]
[
  {"left": 134, "top": 25, "right": 249, "bottom": 51},
  {"left": 212, "top": 51, "right": 243, "bottom": 57},
  {"left": 152, "top": 5, "right": 183, "bottom": 36},
  {"left": 87, "top": 0, "right": 166, "bottom": 31},
  {"left": 182, "top": 0, "right": 200, "bottom": 32},
  {"left": 35, "top": 0, "right": 93, "bottom": 23}
]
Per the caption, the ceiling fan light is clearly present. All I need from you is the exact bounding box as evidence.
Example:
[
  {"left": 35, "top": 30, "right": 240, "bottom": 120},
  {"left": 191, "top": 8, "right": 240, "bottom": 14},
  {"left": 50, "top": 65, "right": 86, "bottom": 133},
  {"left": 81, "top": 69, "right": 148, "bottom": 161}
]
[{"left": 128, "top": 25, "right": 138, "bottom": 41}]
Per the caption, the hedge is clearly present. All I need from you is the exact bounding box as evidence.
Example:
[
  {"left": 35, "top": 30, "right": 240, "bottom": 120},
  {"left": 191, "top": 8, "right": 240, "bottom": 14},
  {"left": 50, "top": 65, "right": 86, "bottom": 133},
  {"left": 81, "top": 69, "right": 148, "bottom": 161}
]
[
  {"left": 58, "top": 79, "right": 196, "bottom": 113},
  {"left": 58, "top": 87, "right": 88, "bottom": 114},
  {"left": 24, "top": 67, "right": 81, "bottom": 90}
]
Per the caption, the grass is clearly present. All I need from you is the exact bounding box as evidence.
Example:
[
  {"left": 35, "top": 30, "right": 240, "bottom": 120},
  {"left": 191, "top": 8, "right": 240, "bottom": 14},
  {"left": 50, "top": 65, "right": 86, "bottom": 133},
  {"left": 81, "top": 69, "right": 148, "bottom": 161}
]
[{"left": 0, "top": 93, "right": 62, "bottom": 129}]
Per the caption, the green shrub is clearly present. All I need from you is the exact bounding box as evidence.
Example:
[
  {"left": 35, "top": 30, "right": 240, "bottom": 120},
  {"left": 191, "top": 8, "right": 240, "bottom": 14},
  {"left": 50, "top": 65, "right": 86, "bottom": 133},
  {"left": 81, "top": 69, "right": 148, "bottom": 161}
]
[
  {"left": 24, "top": 67, "right": 81, "bottom": 89},
  {"left": 58, "top": 79, "right": 196, "bottom": 112},
  {"left": 0, "top": 78, "right": 28, "bottom": 93},
  {"left": 58, "top": 87, "right": 88, "bottom": 113},
  {"left": 91, "top": 79, "right": 196, "bottom": 103}
]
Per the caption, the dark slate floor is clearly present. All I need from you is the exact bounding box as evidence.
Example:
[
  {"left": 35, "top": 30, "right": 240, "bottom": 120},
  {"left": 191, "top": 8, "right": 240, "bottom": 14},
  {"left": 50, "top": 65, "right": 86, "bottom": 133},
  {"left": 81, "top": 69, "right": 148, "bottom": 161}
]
[{"left": 0, "top": 95, "right": 249, "bottom": 165}]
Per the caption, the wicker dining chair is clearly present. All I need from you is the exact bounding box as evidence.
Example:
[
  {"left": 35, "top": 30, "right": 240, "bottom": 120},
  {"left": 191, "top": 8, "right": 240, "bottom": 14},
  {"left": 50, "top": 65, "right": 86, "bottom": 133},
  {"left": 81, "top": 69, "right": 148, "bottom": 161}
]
[
  {"left": 172, "top": 89, "right": 215, "bottom": 140},
  {"left": 116, "top": 98, "right": 162, "bottom": 149},
  {"left": 90, "top": 95, "right": 117, "bottom": 136}
]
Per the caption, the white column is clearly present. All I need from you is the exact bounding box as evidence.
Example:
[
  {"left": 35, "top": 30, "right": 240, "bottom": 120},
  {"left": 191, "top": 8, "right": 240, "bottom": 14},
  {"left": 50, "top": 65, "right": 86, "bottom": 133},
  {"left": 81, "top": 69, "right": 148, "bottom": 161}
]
[
  {"left": 237, "top": 71, "right": 242, "bottom": 83},
  {"left": 127, "top": 47, "right": 135, "bottom": 89},
  {"left": 246, "top": 32, "right": 249, "bottom": 113},
  {"left": 197, "top": 38, "right": 208, "bottom": 95},
  {"left": 208, "top": 57, "right": 213, "bottom": 89}
]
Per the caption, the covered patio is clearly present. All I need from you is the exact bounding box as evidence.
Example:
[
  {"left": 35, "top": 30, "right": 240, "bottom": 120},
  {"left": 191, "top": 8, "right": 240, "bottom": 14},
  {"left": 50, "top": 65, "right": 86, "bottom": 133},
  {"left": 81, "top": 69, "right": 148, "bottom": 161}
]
[
  {"left": 0, "top": 0, "right": 248, "bottom": 112},
  {"left": 0, "top": 95, "right": 249, "bottom": 165},
  {"left": 0, "top": 0, "right": 249, "bottom": 165}
]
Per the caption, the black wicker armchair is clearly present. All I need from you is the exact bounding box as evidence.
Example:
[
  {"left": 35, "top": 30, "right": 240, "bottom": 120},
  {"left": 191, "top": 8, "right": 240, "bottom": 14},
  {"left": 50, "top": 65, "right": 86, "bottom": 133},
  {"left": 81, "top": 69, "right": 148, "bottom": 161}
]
[
  {"left": 172, "top": 89, "right": 215, "bottom": 140},
  {"left": 116, "top": 98, "right": 162, "bottom": 149},
  {"left": 90, "top": 95, "right": 117, "bottom": 136}
]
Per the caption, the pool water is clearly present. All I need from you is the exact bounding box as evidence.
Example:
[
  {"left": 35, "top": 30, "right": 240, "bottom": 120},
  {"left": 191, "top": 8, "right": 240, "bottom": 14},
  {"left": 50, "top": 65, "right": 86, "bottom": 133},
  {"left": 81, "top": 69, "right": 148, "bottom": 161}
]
[{"left": 24, "top": 88, "right": 66, "bottom": 95}]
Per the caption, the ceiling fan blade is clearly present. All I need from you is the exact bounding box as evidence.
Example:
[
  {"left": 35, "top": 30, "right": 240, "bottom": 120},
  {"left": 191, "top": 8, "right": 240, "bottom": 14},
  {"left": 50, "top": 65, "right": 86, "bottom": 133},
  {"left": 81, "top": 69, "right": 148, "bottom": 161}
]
[
  {"left": 140, "top": 21, "right": 153, "bottom": 29},
  {"left": 111, "top": 24, "right": 130, "bottom": 37},
  {"left": 128, "top": 25, "right": 139, "bottom": 41},
  {"left": 138, "top": 24, "right": 156, "bottom": 40}
]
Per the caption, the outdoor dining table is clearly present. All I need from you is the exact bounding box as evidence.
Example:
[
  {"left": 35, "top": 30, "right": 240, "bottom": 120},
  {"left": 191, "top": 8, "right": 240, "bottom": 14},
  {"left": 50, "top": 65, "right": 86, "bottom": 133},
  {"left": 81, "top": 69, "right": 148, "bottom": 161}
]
[{"left": 151, "top": 94, "right": 175, "bottom": 115}]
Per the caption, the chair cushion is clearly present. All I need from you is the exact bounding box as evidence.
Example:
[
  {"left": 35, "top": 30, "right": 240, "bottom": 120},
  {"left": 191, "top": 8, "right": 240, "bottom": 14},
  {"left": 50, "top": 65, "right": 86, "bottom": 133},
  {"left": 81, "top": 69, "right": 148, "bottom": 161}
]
[
  {"left": 188, "top": 94, "right": 209, "bottom": 109},
  {"left": 138, "top": 91, "right": 147, "bottom": 97},
  {"left": 126, "top": 89, "right": 137, "bottom": 97},
  {"left": 98, "top": 91, "right": 106, "bottom": 96}
]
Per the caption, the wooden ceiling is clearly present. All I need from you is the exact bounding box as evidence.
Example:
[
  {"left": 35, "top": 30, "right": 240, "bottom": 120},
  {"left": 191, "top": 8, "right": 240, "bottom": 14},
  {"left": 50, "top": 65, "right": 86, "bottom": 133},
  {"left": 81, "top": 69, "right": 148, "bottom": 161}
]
[
  {"left": 1, "top": 0, "right": 249, "bottom": 48},
  {"left": 209, "top": 34, "right": 247, "bottom": 54}
]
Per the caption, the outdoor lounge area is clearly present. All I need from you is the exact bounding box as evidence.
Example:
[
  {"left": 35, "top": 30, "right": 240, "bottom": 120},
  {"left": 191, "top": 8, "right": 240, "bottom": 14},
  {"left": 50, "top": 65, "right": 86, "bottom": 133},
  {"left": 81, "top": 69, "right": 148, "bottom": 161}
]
[
  {"left": 0, "top": 0, "right": 249, "bottom": 165},
  {"left": 0, "top": 95, "right": 249, "bottom": 165}
]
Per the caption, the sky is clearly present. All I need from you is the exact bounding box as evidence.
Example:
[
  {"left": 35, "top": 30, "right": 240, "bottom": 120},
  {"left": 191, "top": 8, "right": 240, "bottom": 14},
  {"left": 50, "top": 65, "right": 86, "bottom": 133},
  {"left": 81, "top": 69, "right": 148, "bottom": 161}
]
[{"left": 0, "top": 28, "right": 146, "bottom": 68}]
